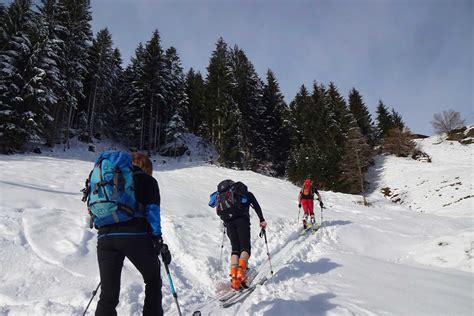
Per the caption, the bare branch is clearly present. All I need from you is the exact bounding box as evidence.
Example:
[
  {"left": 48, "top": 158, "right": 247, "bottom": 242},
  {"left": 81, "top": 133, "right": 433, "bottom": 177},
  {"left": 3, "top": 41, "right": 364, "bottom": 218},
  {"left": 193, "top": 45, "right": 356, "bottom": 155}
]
[{"left": 431, "top": 110, "right": 465, "bottom": 134}]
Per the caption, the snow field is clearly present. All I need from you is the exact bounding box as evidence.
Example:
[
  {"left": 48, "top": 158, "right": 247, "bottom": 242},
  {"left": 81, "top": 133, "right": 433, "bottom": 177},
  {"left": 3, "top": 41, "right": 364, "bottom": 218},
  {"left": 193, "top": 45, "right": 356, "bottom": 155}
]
[{"left": 0, "top": 135, "right": 472, "bottom": 315}]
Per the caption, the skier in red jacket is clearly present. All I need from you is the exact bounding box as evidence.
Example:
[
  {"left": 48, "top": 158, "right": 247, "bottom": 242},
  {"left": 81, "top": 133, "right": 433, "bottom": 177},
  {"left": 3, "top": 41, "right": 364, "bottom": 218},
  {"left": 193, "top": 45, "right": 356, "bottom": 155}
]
[{"left": 298, "top": 178, "right": 324, "bottom": 229}]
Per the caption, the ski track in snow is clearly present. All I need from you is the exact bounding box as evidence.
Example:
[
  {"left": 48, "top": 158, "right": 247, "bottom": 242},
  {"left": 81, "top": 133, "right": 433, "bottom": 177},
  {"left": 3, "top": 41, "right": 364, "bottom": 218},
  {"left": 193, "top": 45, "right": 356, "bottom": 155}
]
[{"left": 0, "top": 135, "right": 472, "bottom": 315}]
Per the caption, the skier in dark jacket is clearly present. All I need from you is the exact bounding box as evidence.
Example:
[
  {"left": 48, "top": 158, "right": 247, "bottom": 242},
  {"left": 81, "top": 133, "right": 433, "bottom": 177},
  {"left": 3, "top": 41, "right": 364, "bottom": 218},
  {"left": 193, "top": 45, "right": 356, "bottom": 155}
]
[
  {"left": 95, "top": 152, "right": 171, "bottom": 316},
  {"left": 210, "top": 179, "right": 267, "bottom": 290}
]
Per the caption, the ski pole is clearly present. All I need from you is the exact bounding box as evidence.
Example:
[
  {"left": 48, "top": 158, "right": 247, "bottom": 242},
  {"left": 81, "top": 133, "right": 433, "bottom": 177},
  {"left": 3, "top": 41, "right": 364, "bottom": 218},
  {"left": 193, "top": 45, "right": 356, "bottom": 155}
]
[
  {"left": 219, "top": 225, "right": 226, "bottom": 269},
  {"left": 320, "top": 204, "right": 324, "bottom": 240},
  {"left": 82, "top": 281, "right": 101, "bottom": 316},
  {"left": 320, "top": 204, "right": 324, "bottom": 228},
  {"left": 297, "top": 206, "right": 301, "bottom": 224},
  {"left": 161, "top": 245, "right": 183, "bottom": 316},
  {"left": 259, "top": 228, "right": 274, "bottom": 276}
]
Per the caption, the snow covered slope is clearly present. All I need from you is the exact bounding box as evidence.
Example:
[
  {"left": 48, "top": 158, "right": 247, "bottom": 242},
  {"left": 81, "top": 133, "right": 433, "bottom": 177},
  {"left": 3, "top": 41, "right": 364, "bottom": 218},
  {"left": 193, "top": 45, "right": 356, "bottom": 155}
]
[
  {"left": 0, "top": 138, "right": 472, "bottom": 315},
  {"left": 371, "top": 134, "right": 473, "bottom": 217}
]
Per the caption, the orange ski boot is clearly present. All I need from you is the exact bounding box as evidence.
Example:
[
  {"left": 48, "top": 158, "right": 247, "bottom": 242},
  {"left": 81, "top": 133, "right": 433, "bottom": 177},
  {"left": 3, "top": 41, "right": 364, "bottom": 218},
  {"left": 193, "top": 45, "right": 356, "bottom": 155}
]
[
  {"left": 230, "top": 265, "right": 241, "bottom": 290},
  {"left": 237, "top": 258, "right": 248, "bottom": 288}
]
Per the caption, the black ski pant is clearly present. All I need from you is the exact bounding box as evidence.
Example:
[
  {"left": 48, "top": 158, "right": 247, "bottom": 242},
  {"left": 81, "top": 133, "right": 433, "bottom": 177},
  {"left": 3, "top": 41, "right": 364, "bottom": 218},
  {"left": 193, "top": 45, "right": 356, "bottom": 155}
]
[
  {"left": 95, "top": 234, "right": 163, "bottom": 316},
  {"left": 226, "top": 216, "right": 251, "bottom": 256}
]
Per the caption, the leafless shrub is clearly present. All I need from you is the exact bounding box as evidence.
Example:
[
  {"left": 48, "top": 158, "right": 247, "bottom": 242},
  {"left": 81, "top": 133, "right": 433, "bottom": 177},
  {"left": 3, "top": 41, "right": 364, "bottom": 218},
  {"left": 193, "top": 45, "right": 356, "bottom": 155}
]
[{"left": 431, "top": 110, "right": 465, "bottom": 134}]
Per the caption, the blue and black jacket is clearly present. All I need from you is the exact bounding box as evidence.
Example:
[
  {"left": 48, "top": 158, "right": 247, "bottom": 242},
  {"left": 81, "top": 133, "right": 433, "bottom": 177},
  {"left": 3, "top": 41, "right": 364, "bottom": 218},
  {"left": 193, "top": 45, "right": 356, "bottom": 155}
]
[{"left": 97, "top": 165, "right": 161, "bottom": 239}]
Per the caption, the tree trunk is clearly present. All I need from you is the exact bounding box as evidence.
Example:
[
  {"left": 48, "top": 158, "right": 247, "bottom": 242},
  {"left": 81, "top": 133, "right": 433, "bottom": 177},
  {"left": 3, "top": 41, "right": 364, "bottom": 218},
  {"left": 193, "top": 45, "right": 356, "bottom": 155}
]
[
  {"left": 148, "top": 94, "right": 154, "bottom": 155},
  {"left": 64, "top": 102, "right": 75, "bottom": 151},
  {"left": 88, "top": 80, "right": 99, "bottom": 137},
  {"left": 88, "top": 48, "right": 104, "bottom": 137},
  {"left": 355, "top": 148, "right": 367, "bottom": 205},
  {"left": 140, "top": 107, "right": 145, "bottom": 151},
  {"left": 47, "top": 102, "right": 61, "bottom": 147},
  {"left": 154, "top": 102, "right": 159, "bottom": 150}
]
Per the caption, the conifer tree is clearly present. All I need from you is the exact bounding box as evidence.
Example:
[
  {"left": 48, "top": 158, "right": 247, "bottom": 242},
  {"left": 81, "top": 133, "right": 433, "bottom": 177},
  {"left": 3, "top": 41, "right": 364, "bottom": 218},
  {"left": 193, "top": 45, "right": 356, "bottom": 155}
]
[
  {"left": 118, "top": 43, "right": 146, "bottom": 148},
  {"left": 261, "top": 69, "right": 290, "bottom": 176},
  {"left": 80, "top": 28, "right": 120, "bottom": 139},
  {"left": 0, "top": 3, "right": 7, "bottom": 50},
  {"left": 339, "top": 118, "right": 373, "bottom": 202},
  {"left": 229, "top": 45, "right": 264, "bottom": 169},
  {"left": 327, "top": 82, "right": 350, "bottom": 148},
  {"left": 288, "top": 85, "right": 318, "bottom": 184},
  {"left": 376, "top": 100, "right": 407, "bottom": 142},
  {"left": 204, "top": 38, "right": 240, "bottom": 166},
  {"left": 185, "top": 68, "right": 205, "bottom": 134},
  {"left": 107, "top": 47, "right": 123, "bottom": 139},
  {"left": 37, "top": 0, "right": 66, "bottom": 147},
  {"left": 391, "top": 108, "right": 405, "bottom": 130},
  {"left": 57, "top": 0, "right": 92, "bottom": 149},
  {"left": 310, "top": 83, "right": 336, "bottom": 188},
  {"left": 165, "top": 111, "right": 186, "bottom": 156},
  {"left": 376, "top": 100, "right": 393, "bottom": 139},
  {"left": 163, "top": 46, "right": 188, "bottom": 144},
  {"left": 0, "top": 0, "right": 43, "bottom": 152},
  {"left": 348, "top": 88, "right": 375, "bottom": 145},
  {"left": 288, "top": 82, "right": 351, "bottom": 190},
  {"left": 325, "top": 82, "right": 351, "bottom": 190},
  {"left": 141, "top": 30, "right": 166, "bottom": 154}
]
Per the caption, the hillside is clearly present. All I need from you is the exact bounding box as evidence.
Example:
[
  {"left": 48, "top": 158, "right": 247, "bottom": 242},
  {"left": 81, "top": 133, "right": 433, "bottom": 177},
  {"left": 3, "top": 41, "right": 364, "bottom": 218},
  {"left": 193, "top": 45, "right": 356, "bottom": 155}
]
[{"left": 0, "top": 135, "right": 472, "bottom": 315}]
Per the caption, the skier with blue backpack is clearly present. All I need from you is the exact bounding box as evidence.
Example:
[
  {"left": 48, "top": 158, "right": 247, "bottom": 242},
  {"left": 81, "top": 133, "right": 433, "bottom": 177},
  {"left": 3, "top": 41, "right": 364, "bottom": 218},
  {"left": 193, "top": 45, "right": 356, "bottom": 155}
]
[
  {"left": 209, "top": 179, "right": 267, "bottom": 290},
  {"left": 83, "top": 151, "right": 171, "bottom": 316}
]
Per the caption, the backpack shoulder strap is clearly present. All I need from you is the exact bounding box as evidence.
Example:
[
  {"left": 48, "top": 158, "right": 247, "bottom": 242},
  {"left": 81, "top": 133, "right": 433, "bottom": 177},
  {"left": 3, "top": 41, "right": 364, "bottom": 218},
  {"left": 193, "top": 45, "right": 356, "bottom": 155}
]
[{"left": 131, "top": 168, "right": 147, "bottom": 213}]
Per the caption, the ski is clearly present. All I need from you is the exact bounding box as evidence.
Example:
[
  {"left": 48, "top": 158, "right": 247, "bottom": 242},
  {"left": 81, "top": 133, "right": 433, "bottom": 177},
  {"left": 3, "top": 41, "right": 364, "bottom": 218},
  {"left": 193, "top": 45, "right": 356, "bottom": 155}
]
[
  {"left": 300, "top": 223, "right": 313, "bottom": 235},
  {"left": 218, "top": 290, "right": 238, "bottom": 302},
  {"left": 192, "top": 269, "right": 261, "bottom": 313},
  {"left": 311, "top": 223, "right": 321, "bottom": 234},
  {"left": 221, "top": 277, "right": 268, "bottom": 308},
  {"left": 300, "top": 222, "right": 321, "bottom": 235},
  {"left": 218, "top": 267, "right": 258, "bottom": 303}
]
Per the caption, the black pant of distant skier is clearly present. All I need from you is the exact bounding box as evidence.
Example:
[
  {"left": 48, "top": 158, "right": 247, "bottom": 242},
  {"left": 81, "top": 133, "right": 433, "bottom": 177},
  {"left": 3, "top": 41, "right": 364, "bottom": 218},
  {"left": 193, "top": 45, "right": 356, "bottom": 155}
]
[{"left": 95, "top": 234, "right": 163, "bottom": 316}]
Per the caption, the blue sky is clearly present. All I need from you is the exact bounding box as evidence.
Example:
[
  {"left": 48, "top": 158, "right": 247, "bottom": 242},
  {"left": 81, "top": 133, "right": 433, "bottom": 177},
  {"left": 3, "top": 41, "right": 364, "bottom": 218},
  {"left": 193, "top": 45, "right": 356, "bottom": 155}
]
[
  {"left": 89, "top": 0, "right": 472, "bottom": 135},
  {"left": 6, "top": 0, "right": 473, "bottom": 134}
]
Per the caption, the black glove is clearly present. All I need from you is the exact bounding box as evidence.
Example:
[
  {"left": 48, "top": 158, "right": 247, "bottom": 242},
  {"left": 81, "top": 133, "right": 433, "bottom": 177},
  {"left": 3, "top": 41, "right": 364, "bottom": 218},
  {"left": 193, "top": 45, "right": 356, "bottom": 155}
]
[
  {"left": 319, "top": 201, "right": 324, "bottom": 208},
  {"left": 160, "top": 244, "right": 172, "bottom": 265},
  {"left": 298, "top": 203, "right": 301, "bottom": 208},
  {"left": 152, "top": 236, "right": 164, "bottom": 253}
]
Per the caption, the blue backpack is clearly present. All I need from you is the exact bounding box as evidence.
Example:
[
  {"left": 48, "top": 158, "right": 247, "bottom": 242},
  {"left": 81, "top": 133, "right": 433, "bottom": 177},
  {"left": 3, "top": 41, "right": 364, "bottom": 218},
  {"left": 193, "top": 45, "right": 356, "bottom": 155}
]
[{"left": 85, "top": 150, "right": 141, "bottom": 227}]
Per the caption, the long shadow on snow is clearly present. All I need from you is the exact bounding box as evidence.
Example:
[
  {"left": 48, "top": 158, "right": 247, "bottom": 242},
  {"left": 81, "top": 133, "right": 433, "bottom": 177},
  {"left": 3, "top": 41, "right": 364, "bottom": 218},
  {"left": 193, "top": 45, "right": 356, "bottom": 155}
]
[
  {"left": 149, "top": 157, "right": 213, "bottom": 171},
  {"left": 0, "top": 180, "right": 81, "bottom": 196},
  {"left": 0, "top": 152, "right": 214, "bottom": 172},
  {"left": 250, "top": 292, "right": 338, "bottom": 315},
  {"left": 272, "top": 258, "right": 341, "bottom": 283},
  {"left": 322, "top": 220, "right": 352, "bottom": 228},
  {"left": 365, "top": 155, "right": 388, "bottom": 194}
]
